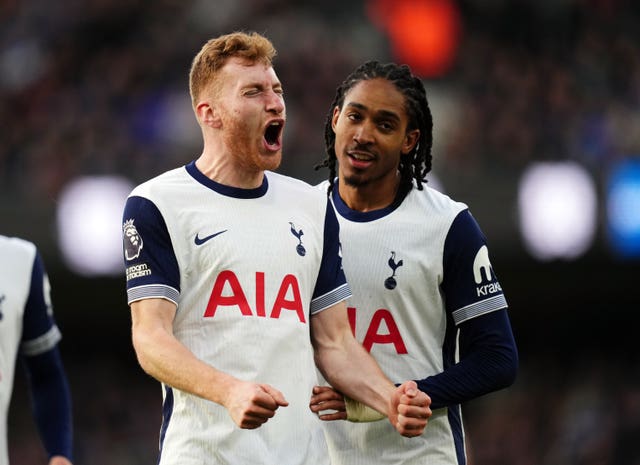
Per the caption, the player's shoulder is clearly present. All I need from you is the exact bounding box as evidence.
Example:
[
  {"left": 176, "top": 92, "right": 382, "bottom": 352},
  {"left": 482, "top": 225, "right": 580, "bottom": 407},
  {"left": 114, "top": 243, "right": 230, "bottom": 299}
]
[
  {"left": 267, "top": 170, "right": 311, "bottom": 187},
  {"left": 267, "top": 171, "right": 327, "bottom": 197},
  {"left": 315, "top": 179, "right": 332, "bottom": 193},
  {"left": 129, "top": 165, "right": 189, "bottom": 198},
  {"left": 0, "top": 234, "right": 37, "bottom": 258},
  {"left": 411, "top": 183, "right": 468, "bottom": 217},
  {"left": 0, "top": 235, "right": 37, "bottom": 265}
]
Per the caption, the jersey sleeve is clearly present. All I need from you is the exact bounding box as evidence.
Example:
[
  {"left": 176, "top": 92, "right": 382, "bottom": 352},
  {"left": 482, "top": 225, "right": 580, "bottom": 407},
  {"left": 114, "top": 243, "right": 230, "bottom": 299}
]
[
  {"left": 20, "top": 251, "right": 61, "bottom": 356},
  {"left": 415, "top": 209, "right": 518, "bottom": 409},
  {"left": 416, "top": 309, "right": 518, "bottom": 409},
  {"left": 310, "top": 198, "right": 352, "bottom": 314},
  {"left": 22, "top": 348, "right": 73, "bottom": 461},
  {"left": 441, "top": 209, "right": 508, "bottom": 324},
  {"left": 122, "top": 195, "right": 180, "bottom": 305},
  {"left": 19, "top": 249, "right": 73, "bottom": 460}
]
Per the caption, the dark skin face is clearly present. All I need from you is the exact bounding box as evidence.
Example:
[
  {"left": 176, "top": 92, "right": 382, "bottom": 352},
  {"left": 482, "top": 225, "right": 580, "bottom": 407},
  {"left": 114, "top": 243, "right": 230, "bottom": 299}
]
[{"left": 331, "top": 78, "right": 419, "bottom": 212}]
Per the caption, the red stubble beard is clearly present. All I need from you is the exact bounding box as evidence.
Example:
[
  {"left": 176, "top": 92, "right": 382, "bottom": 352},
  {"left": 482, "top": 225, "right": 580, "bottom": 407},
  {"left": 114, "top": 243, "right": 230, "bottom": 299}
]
[{"left": 222, "top": 116, "right": 282, "bottom": 173}]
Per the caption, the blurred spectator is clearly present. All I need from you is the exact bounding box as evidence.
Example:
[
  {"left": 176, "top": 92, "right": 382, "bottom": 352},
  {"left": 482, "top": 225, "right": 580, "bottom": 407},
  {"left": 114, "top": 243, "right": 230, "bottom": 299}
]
[{"left": 3, "top": 1, "right": 638, "bottom": 200}]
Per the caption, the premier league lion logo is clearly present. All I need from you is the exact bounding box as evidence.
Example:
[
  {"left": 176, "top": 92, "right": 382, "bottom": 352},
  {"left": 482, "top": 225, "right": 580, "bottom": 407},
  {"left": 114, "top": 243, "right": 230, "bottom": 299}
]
[{"left": 123, "top": 219, "right": 143, "bottom": 261}]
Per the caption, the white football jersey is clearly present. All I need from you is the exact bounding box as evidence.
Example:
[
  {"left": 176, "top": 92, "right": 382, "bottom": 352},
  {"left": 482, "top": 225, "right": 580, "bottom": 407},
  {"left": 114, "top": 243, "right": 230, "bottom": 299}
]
[
  {"left": 122, "top": 163, "right": 350, "bottom": 465},
  {"left": 0, "top": 236, "right": 61, "bottom": 465},
  {"left": 317, "top": 181, "right": 508, "bottom": 465}
]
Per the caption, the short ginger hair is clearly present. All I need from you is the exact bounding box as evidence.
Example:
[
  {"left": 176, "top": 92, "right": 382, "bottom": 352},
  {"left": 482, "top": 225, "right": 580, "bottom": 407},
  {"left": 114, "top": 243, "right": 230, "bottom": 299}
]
[{"left": 188, "top": 31, "right": 277, "bottom": 109}]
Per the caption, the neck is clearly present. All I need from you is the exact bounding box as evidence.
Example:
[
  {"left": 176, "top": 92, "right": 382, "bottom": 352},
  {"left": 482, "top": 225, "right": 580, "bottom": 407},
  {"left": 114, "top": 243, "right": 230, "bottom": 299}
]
[
  {"left": 195, "top": 150, "right": 264, "bottom": 189},
  {"left": 337, "top": 174, "right": 400, "bottom": 212}
]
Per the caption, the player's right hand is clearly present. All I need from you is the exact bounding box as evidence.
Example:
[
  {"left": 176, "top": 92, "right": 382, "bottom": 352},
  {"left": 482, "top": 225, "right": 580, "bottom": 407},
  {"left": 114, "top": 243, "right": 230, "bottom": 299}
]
[
  {"left": 309, "top": 385, "right": 348, "bottom": 421},
  {"left": 388, "top": 380, "right": 432, "bottom": 437},
  {"left": 225, "top": 381, "right": 289, "bottom": 429}
]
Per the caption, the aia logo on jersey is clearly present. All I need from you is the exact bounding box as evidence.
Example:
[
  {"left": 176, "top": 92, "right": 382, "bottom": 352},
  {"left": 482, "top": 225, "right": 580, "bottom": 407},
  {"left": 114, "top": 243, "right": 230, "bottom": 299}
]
[
  {"left": 384, "top": 251, "right": 403, "bottom": 290},
  {"left": 348, "top": 306, "right": 407, "bottom": 354},
  {"left": 203, "top": 270, "right": 306, "bottom": 323},
  {"left": 289, "top": 222, "right": 306, "bottom": 256},
  {"left": 123, "top": 219, "right": 143, "bottom": 261}
]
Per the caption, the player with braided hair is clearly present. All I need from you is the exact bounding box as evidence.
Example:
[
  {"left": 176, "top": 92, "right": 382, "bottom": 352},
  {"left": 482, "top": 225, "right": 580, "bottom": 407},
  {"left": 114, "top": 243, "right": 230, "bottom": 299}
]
[
  {"left": 311, "top": 61, "right": 518, "bottom": 464},
  {"left": 315, "top": 60, "right": 433, "bottom": 198}
]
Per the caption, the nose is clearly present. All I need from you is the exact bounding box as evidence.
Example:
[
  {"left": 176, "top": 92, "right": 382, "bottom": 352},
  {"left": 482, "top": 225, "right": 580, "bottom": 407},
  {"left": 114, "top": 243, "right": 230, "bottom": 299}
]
[
  {"left": 353, "top": 121, "right": 375, "bottom": 145},
  {"left": 266, "top": 90, "right": 285, "bottom": 114}
]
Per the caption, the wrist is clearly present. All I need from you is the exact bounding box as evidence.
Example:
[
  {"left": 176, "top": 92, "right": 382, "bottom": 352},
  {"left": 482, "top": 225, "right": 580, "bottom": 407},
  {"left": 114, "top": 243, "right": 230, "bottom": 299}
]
[{"left": 344, "top": 396, "right": 386, "bottom": 422}]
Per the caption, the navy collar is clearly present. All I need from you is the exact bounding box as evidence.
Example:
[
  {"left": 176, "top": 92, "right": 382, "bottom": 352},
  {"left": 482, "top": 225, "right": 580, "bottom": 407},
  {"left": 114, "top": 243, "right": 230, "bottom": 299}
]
[
  {"left": 330, "top": 181, "right": 406, "bottom": 222},
  {"left": 185, "top": 160, "right": 268, "bottom": 199}
]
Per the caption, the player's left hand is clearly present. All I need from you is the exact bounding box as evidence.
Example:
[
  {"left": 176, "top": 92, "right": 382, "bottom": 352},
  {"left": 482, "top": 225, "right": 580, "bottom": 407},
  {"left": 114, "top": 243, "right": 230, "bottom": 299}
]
[
  {"left": 309, "top": 385, "right": 347, "bottom": 421},
  {"left": 388, "top": 380, "right": 431, "bottom": 437}
]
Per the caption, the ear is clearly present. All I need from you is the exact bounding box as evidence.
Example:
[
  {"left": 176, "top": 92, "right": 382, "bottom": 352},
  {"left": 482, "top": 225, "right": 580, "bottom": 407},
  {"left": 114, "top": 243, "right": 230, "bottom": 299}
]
[
  {"left": 196, "top": 101, "right": 221, "bottom": 128},
  {"left": 401, "top": 129, "right": 420, "bottom": 155},
  {"left": 331, "top": 106, "right": 341, "bottom": 132}
]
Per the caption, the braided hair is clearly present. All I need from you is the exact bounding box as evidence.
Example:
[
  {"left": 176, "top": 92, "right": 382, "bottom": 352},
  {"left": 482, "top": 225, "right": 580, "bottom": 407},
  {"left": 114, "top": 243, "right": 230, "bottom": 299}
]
[{"left": 316, "top": 61, "right": 433, "bottom": 196}]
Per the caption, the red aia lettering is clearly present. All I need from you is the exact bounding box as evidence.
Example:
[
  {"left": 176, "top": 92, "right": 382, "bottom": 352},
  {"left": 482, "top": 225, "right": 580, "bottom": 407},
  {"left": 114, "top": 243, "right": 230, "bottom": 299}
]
[
  {"left": 204, "top": 270, "right": 305, "bottom": 323},
  {"left": 270, "top": 274, "right": 306, "bottom": 322},
  {"left": 204, "top": 270, "right": 251, "bottom": 317},
  {"left": 256, "top": 271, "right": 266, "bottom": 317},
  {"left": 347, "top": 307, "right": 407, "bottom": 354}
]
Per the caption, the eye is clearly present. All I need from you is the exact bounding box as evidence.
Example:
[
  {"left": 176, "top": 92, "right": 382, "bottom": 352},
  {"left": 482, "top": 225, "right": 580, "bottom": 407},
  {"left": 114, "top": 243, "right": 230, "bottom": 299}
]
[{"left": 376, "top": 117, "right": 400, "bottom": 132}]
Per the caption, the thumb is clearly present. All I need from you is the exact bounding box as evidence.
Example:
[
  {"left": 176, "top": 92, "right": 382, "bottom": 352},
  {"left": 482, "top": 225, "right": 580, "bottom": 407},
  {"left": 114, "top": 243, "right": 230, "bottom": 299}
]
[
  {"left": 260, "top": 384, "right": 289, "bottom": 407},
  {"left": 400, "top": 380, "right": 418, "bottom": 397}
]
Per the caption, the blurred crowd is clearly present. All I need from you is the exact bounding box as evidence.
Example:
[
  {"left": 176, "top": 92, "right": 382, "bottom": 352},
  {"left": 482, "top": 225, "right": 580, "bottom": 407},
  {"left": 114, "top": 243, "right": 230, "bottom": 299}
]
[
  {"left": 0, "top": 0, "right": 376, "bottom": 202},
  {"left": 468, "top": 355, "right": 640, "bottom": 465},
  {"left": 1, "top": 0, "right": 639, "bottom": 202},
  {"left": 443, "top": 0, "right": 640, "bottom": 182}
]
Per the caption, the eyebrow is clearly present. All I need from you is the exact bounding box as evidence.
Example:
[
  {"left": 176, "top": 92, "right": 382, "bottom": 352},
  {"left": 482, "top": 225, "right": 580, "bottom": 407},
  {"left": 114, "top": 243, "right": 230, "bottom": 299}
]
[
  {"left": 345, "top": 102, "right": 401, "bottom": 123},
  {"left": 242, "top": 81, "right": 283, "bottom": 93}
]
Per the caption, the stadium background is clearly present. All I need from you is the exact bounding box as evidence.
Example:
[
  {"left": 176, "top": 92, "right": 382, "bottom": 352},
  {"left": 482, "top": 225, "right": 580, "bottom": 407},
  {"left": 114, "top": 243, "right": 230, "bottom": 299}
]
[{"left": 2, "top": 0, "right": 639, "bottom": 463}]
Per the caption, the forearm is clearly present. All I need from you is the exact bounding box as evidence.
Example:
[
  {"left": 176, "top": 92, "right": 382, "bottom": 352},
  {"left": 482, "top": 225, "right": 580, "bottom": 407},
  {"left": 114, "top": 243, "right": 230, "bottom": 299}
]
[
  {"left": 132, "top": 322, "right": 236, "bottom": 406},
  {"left": 131, "top": 299, "right": 288, "bottom": 429},
  {"left": 131, "top": 299, "right": 239, "bottom": 407},
  {"left": 314, "top": 327, "right": 394, "bottom": 416},
  {"left": 311, "top": 305, "right": 431, "bottom": 436},
  {"left": 419, "top": 310, "right": 518, "bottom": 409},
  {"left": 23, "top": 349, "right": 73, "bottom": 461},
  {"left": 417, "top": 347, "right": 515, "bottom": 409}
]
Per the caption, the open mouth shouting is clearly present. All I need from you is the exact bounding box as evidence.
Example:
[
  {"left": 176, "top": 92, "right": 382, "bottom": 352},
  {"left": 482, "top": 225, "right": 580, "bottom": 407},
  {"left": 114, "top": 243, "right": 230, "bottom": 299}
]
[{"left": 264, "top": 119, "right": 284, "bottom": 152}]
